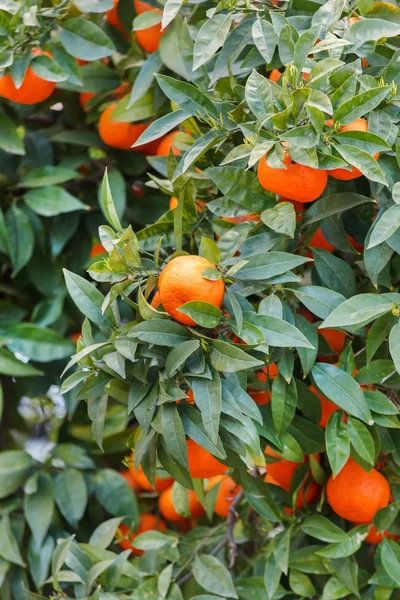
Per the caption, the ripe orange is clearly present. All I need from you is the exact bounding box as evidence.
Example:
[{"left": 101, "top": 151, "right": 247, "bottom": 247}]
[
  {"left": 247, "top": 364, "right": 278, "bottom": 406},
  {"left": 117, "top": 514, "right": 167, "bottom": 555},
  {"left": 257, "top": 151, "right": 327, "bottom": 203},
  {"left": 129, "top": 453, "right": 173, "bottom": 492},
  {"left": 169, "top": 196, "right": 206, "bottom": 212},
  {"left": 269, "top": 69, "right": 281, "bottom": 83},
  {"left": 0, "top": 49, "right": 56, "bottom": 104},
  {"left": 288, "top": 480, "right": 321, "bottom": 512},
  {"left": 363, "top": 524, "right": 399, "bottom": 545},
  {"left": 265, "top": 446, "right": 303, "bottom": 492},
  {"left": 90, "top": 242, "right": 106, "bottom": 258},
  {"left": 187, "top": 439, "right": 227, "bottom": 479},
  {"left": 69, "top": 331, "right": 81, "bottom": 344},
  {"left": 151, "top": 290, "right": 161, "bottom": 308},
  {"left": 134, "top": 0, "right": 154, "bottom": 13},
  {"left": 327, "top": 459, "right": 390, "bottom": 523},
  {"left": 156, "top": 131, "right": 180, "bottom": 156},
  {"left": 309, "top": 228, "right": 334, "bottom": 252},
  {"left": 297, "top": 307, "right": 317, "bottom": 323},
  {"left": 135, "top": 8, "right": 164, "bottom": 53},
  {"left": 80, "top": 82, "right": 128, "bottom": 112},
  {"left": 320, "top": 328, "right": 346, "bottom": 355},
  {"left": 105, "top": 0, "right": 127, "bottom": 35},
  {"left": 309, "top": 385, "right": 340, "bottom": 428},
  {"left": 158, "top": 255, "right": 225, "bottom": 325},
  {"left": 328, "top": 118, "right": 379, "bottom": 180},
  {"left": 158, "top": 486, "right": 205, "bottom": 522},
  {"left": 98, "top": 103, "right": 159, "bottom": 153},
  {"left": 207, "top": 475, "right": 242, "bottom": 518}
]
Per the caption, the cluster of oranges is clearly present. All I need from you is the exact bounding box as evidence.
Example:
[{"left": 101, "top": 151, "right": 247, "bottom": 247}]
[{"left": 116, "top": 439, "right": 241, "bottom": 555}]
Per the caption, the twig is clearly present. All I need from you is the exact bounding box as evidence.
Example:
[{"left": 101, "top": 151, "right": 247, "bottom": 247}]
[{"left": 176, "top": 489, "right": 245, "bottom": 586}]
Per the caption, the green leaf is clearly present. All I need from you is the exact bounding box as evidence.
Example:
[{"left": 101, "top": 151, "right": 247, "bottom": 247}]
[
  {"left": 294, "top": 286, "right": 345, "bottom": 320},
  {"left": 95, "top": 469, "right": 139, "bottom": 520},
  {"left": 193, "top": 14, "right": 232, "bottom": 70},
  {"left": 63, "top": 269, "right": 115, "bottom": 328},
  {"left": 156, "top": 74, "right": 218, "bottom": 120},
  {"left": 312, "top": 249, "right": 356, "bottom": 298},
  {"left": 130, "top": 319, "right": 191, "bottom": 347},
  {"left": 166, "top": 340, "right": 200, "bottom": 377},
  {"left": 389, "top": 323, "right": 400, "bottom": 376},
  {"left": 252, "top": 19, "right": 277, "bottom": 63},
  {"left": 347, "top": 417, "right": 375, "bottom": 466},
  {"left": 295, "top": 316, "right": 318, "bottom": 377},
  {"left": 101, "top": 169, "right": 122, "bottom": 232},
  {"left": 210, "top": 339, "right": 264, "bottom": 372},
  {"left": 245, "top": 313, "right": 315, "bottom": 349},
  {"left": 302, "top": 515, "right": 350, "bottom": 543},
  {"left": 0, "top": 450, "right": 35, "bottom": 499},
  {"left": 334, "top": 87, "right": 390, "bottom": 125},
  {"left": 0, "top": 515, "right": 25, "bottom": 566},
  {"left": 261, "top": 202, "right": 296, "bottom": 238},
  {"left": 381, "top": 539, "right": 400, "bottom": 585},
  {"left": 0, "top": 113, "right": 24, "bottom": 155},
  {"left": 312, "top": 363, "right": 371, "bottom": 423},
  {"left": 368, "top": 205, "right": 400, "bottom": 249},
  {"left": 59, "top": 18, "right": 115, "bottom": 60},
  {"left": 88, "top": 394, "right": 108, "bottom": 451},
  {"left": 89, "top": 517, "right": 124, "bottom": 549},
  {"left": 193, "top": 554, "right": 238, "bottom": 599},
  {"left": 161, "top": 404, "right": 188, "bottom": 467},
  {"left": 303, "top": 192, "right": 373, "bottom": 225},
  {"left": 177, "top": 301, "right": 221, "bottom": 328},
  {"left": 4, "top": 323, "right": 74, "bottom": 362},
  {"left": 235, "top": 252, "right": 311, "bottom": 281},
  {"left": 289, "top": 569, "right": 316, "bottom": 597},
  {"left": 53, "top": 468, "right": 88, "bottom": 527},
  {"left": 192, "top": 369, "right": 222, "bottom": 444},
  {"left": 367, "top": 312, "right": 395, "bottom": 364},
  {"left": 271, "top": 375, "right": 297, "bottom": 435},
  {"left": 6, "top": 205, "right": 34, "bottom": 277},
  {"left": 20, "top": 166, "right": 79, "bottom": 188},
  {"left": 201, "top": 237, "right": 220, "bottom": 266},
  {"left": 24, "top": 473, "right": 54, "bottom": 547},
  {"left": 132, "top": 11, "right": 162, "bottom": 30},
  {"left": 207, "top": 166, "right": 274, "bottom": 212},
  {"left": 245, "top": 70, "right": 273, "bottom": 118},
  {"left": 0, "top": 347, "right": 43, "bottom": 377},
  {"left": 51, "top": 535, "right": 75, "bottom": 579},
  {"left": 335, "top": 144, "right": 387, "bottom": 185},
  {"left": 172, "top": 130, "right": 222, "bottom": 182},
  {"left": 320, "top": 293, "right": 392, "bottom": 330},
  {"left": 293, "top": 25, "right": 320, "bottom": 72},
  {"left": 133, "top": 110, "right": 189, "bottom": 148},
  {"left": 264, "top": 553, "right": 282, "bottom": 599}
]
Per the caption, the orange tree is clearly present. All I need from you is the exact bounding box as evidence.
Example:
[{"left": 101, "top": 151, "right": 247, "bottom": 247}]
[{"left": 1, "top": 0, "right": 400, "bottom": 599}]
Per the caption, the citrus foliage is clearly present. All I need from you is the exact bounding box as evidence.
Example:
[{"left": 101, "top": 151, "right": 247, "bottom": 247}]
[{"left": 1, "top": 0, "right": 400, "bottom": 599}]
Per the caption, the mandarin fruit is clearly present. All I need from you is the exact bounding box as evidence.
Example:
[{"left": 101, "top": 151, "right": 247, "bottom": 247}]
[
  {"left": 135, "top": 9, "right": 164, "bottom": 53},
  {"left": 158, "top": 486, "right": 205, "bottom": 522},
  {"left": 309, "top": 384, "right": 340, "bottom": 428},
  {"left": 309, "top": 228, "right": 334, "bottom": 252},
  {"left": 0, "top": 49, "right": 56, "bottom": 104},
  {"left": 98, "top": 103, "right": 158, "bottom": 152},
  {"left": 156, "top": 131, "right": 180, "bottom": 156},
  {"left": 327, "top": 459, "right": 390, "bottom": 523},
  {"left": 207, "top": 475, "right": 242, "bottom": 518},
  {"left": 247, "top": 364, "right": 278, "bottom": 405},
  {"left": 258, "top": 151, "right": 327, "bottom": 203},
  {"left": 117, "top": 514, "right": 167, "bottom": 555},
  {"left": 90, "top": 242, "right": 106, "bottom": 258},
  {"left": 320, "top": 328, "right": 346, "bottom": 355},
  {"left": 329, "top": 118, "right": 379, "bottom": 180},
  {"left": 129, "top": 453, "right": 173, "bottom": 492},
  {"left": 363, "top": 524, "right": 399, "bottom": 545},
  {"left": 158, "top": 255, "right": 225, "bottom": 325},
  {"left": 187, "top": 439, "right": 227, "bottom": 479}
]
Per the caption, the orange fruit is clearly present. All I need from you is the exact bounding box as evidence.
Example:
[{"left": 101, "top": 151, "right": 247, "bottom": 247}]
[
  {"left": 265, "top": 447, "right": 303, "bottom": 492},
  {"left": 158, "top": 486, "right": 205, "bottom": 522},
  {"left": 90, "top": 242, "right": 106, "bottom": 258},
  {"left": 286, "top": 480, "right": 321, "bottom": 513},
  {"left": 258, "top": 151, "right": 327, "bottom": 203},
  {"left": 187, "top": 439, "right": 227, "bottom": 479},
  {"left": 135, "top": 8, "right": 164, "bottom": 53},
  {"left": 348, "top": 234, "right": 364, "bottom": 252},
  {"left": 269, "top": 69, "right": 281, "bottom": 83},
  {"left": 117, "top": 514, "right": 167, "bottom": 555},
  {"left": 169, "top": 196, "right": 178, "bottom": 210},
  {"left": 354, "top": 523, "right": 399, "bottom": 545},
  {"left": 79, "top": 91, "right": 96, "bottom": 110},
  {"left": 134, "top": 0, "right": 154, "bottom": 13},
  {"left": 105, "top": 0, "right": 127, "bottom": 35},
  {"left": 328, "top": 118, "right": 379, "bottom": 180},
  {"left": 98, "top": 103, "right": 159, "bottom": 152},
  {"left": 69, "top": 331, "right": 81, "bottom": 344},
  {"left": 309, "top": 228, "right": 334, "bottom": 252},
  {"left": 120, "top": 469, "right": 139, "bottom": 490},
  {"left": 158, "top": 255, "right": 225, "bottom": 326},
  {"left": 76, "top": 58, "right": 89, "bottom": 66},
  {"left": 320, "top": 328, "right": 346, "bottom": 355},
  {"left": 247, "top": 364, "right": 278, "bottom": 406},
  {"left": 349, "top": 16, "right": 360, "bottom": 25},
  {"left": 151, "top": 290, "right": 161, "bottom": 308},
  {"left": 309, "top": 385, "right": 340, "bottom": 428},
  {"left": 207, "top": 475, "right": 242, "bottom": 518},
  {"left": 0, "top": 49, "right": 56, "bottom": 105},
  {"left": 296, "top": 307, "right": 317, "bottom": 323},
  {"left": 169, "top": 196, "right": 206, "bottom": 212},
  {"left": 129, "top": 453, "right": 173, "bottom": 492},
  {"left": 327, "top": 459, "right": 390, "bottom": 523},
  {"left": 156, "top": 131, "right": 180, "bottom": 156}
]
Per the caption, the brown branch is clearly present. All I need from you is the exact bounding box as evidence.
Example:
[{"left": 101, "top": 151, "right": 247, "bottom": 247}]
[{"left": 176, "top": 489, "right": 244, "bottom": 587}]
